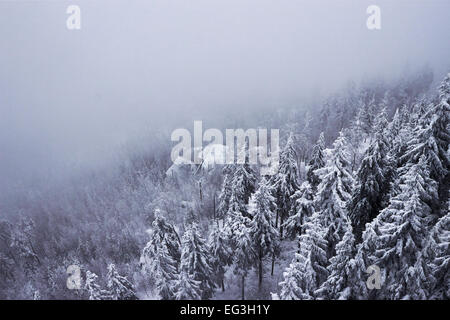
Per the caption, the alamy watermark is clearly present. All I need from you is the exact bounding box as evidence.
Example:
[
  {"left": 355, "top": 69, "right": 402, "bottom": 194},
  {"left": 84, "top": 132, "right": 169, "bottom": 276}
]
[
  {"left": 171, "top": 121, "right": 280, "bottom": 175},
  {"left": 366, "top": 264, "right": 382, "bottom": 290},
  {"left": 64, "top": 4, "right": 380, "bottom": 31}
]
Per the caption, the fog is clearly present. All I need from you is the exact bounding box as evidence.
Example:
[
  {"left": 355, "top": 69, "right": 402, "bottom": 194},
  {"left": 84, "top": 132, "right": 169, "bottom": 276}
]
[{"left": 0, "top": 0, "right": 449, "bottom": 194}]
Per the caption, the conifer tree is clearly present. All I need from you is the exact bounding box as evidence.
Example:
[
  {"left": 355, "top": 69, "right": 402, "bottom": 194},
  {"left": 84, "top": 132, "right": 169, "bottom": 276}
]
[
  {"left": 354, "top": 97, "right": 375, "bottom": 138},
  {"left": 230, "top": 212, "right": 254, "bottom": 300},
  {"left": 307, "top": 132, "right": 326, "bottom": 189},
  {"left": 174, "top": 270, "right": 201, "bottom": 300},
  {"left": 217, "top": 172, "right": 233, "bottom": 221},
  {"left": 248, "top": 178, "right": 279, "bottom": 289},
  {"left": 280, "top": 213, "right": 328, "bottom": 299},
  {"left": 148, "top": 212, "right": 181, "bottom": 266},
  {"left": 363, "top": 96, "right": 377, "bottom": 135},
  {"left": 284, "top": 181, "right": 315, "bottom": 238},
  {"left": 349, "top": 107, "right": 393, "bottom": 241},
  {"left": 346, "top": 244, "right": 371, "bottom": 299},
  {"left": 85, "top": 271, "right": 111, "bottom": 300},
  {"left": 388, "top": 107, "right": 408, "bottom": 163},
  {"left": 350, "top": 106, "right": 366, "bottom": 144},
  {"left": 411, "top": 210, "right": 449, "bottom": 299},
  {"left": 270, "top": 133, "right": 300, "bottom": 238},
  {"left": 359, "top": 156, "right": 435, "bottom": 299},
  {"left": 314, "top": 132, "right": 353, "bottom": 257},
  {"left": 180, "top": 223, "right": 215, "bottom": 299},
  {"left": 207, "top": 224, "right": 231, "bottom": 291},
  {"left": 229, "top": 162, "right": 258, "bottom": 218},
  {"left": 401, "top": 74, "right": 450, "bottom": 214},
  {"left": 316, "top": 222, "right": 356, "bottom": 299},
  {"left": 278, "top": 255, "right": 307, "bottom": 300},
  {"left": 106, "top": 264, "right": 137, "bottom": 300},
  {"left": 141, "top": 241, "right": 178, "bottom": 300}
]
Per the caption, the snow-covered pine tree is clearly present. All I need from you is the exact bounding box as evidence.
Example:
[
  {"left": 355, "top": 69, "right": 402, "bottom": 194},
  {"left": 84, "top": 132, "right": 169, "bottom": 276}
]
[
  {"left": 269, "top": 133, "right": 300, "bottom": 238},
  {"left": 401, "top": 74, "right": 450, "bottom": 215},
  {"left": 148, "top": 212, "right": 181, "bottom": 266},
  {"left": 354, "top": 97, "right": 373, "bottom": 138},
  {"left": 140, "top": 212, "right": 181, "bottom": 299},
  {"left": 230, "top": 212, "right": 255, "bottom": 300},
  {"left": 314, "top": 132, "right": 353, "bottom": 258},
  {"left": 248, "top": 178, "right": 279, "bottom": 289},
  {"left": 174, "top": 270, "right": 201, "bottom": 300},
  {"left": 85, "top": 271, "right": 111, "bottom": 300},
  {"left": 307, "top": 132, "right": 325, "bottom": 189},
  {"left": 284, "top": 181, "right": 315, "bottom": 239},
  {"left": 278, "top": 255, "right": 307, "bottom": 300},
  {"left": 316, "top": 221, "right": 356, "bottom": 299},
  {"left": 229, "top": 162, "right": 258, "bottom": 218},
  {"left": 373, "top": 105, "right": 390, "bottom": 135},
  {"left": 207, "top": 224, "right": 231, "bottom": 291},
  {"left": 359, "top": 156, "right": 435, "bottom": 299},
  {"left": 410, "top": 97, "right": 430, "bottom": 128},
  {"left": 388, "top": 107, "right": 408, "bottom": 164},
  {"left": 410, "top": 210, "right": 449, "bottom": 299},
  {"left": 350, "top": 106, "right": 366, "bottom": 144},
  {"left": 180, "top": 222, "right": 215, "bottom": 299},
  {"left": 226, "top": 187, "right": 248, "bottom": 223},
  {"left": 106, "top": 264, "right": 137, "bottom": 300},
  {"left": 280, "top": 212, "right": 329, "bottom": 299},
  {"left": 345, "top": 246, "right": 371, "bottom": 299},
  {"left": 363, "top": 95, "right": 377, "bottom": 136},
  {"left": 216, "top": 166, "right": 234, "bottom": 221},
  {"left": 141, "top": 240, "right": 178, "bottom": 300},
  {"left": 349, "top": 107, "right": 394, "bottom": 241}
]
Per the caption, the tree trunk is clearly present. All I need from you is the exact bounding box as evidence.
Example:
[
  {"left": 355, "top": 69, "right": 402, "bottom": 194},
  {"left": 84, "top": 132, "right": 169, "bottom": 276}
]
[
  {"left": 221, "top": 279, "right": 225, "bottom": 292},
  {"left": 271, "top": 252, "right": 275, "bottom": 276},
  {"left": 275, "top": 210, "right": 279, "bottom": 228},
  {"left": 271, "top": 210, "right": 279, "bottom": 276},
  {"left": 279, "top": 215, "right": 284, "bottom": 240},
  {"left": 241, "top": 275, "right": 245, "bottom": 300},
  {"left": 258, "top": 254, "right": 263, "bottom": 290}
]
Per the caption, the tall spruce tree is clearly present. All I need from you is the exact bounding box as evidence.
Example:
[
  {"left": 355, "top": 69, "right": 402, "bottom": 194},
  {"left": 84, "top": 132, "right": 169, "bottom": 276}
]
[
  {"left": 284, "top": 181, "right": 315, "bottom": 238},
  {"left": 388, "top": 107, "right": 408, "bottom": 164},
  {"left": 279, "top": 212, "right": 329, "bottom": 299},
  {"left": 358, "top": 156, "right": 435, "bottom": 299},
  {"left": 316, "top": 222, "right": 356, "bottom": 299},
  {"left": 401, "top": 74, "right": 450, "bottom": 216},
  {"left": 278, "top": 257, "right": 305, "bottom": 300},
  {"left": 228, "top": 163, "right": 257, "bottom": 218},
  {"left": 314, "top": 132, "right": 353, "bottom": 258},
  {"left": 141, "top": 240, "right": 178, "bottom": 300},
  {"left": 217, "top": 171, "right": 233, "bottom": 221},
  {"left": 349, "top": 107, "right": 394, "bottom": 241},
  {"left": 307, "top": 132, "right": 326, "bottom": 189},
  {"left": 180, "top": 222, "right": 215, "bottom": 299},
  {"left": 270, "top": 133, "right": 300, "bottom": 238},
  {"left": 248, "top": 178, "right": 279, "bottom": 289},
  {"left": 148, "top": 212, "right": 181, "bottom": 267},
  {"left": 229, "top": 212, "right": 254, "bottom": 300},
  {"left": 411, "top": 210, "right": 449, "bottom": 299},
  {"left": 106, "top": 264, "right": 137, "bottom": 300},
  {"left": 207, "top": 224, "right": 231, "bottom": 291},
  {"left": 174, "top": 270, "right": 201, "bottom": 300},
  {"left": 85, "top": 271, "right": 111, "bottom": 300}
]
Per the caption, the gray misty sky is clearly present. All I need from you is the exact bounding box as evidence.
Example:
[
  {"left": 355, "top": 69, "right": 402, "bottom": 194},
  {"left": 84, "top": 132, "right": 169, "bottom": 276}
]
[{"left": 0, "top": 0, "right": 449, "bottom": 192}]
